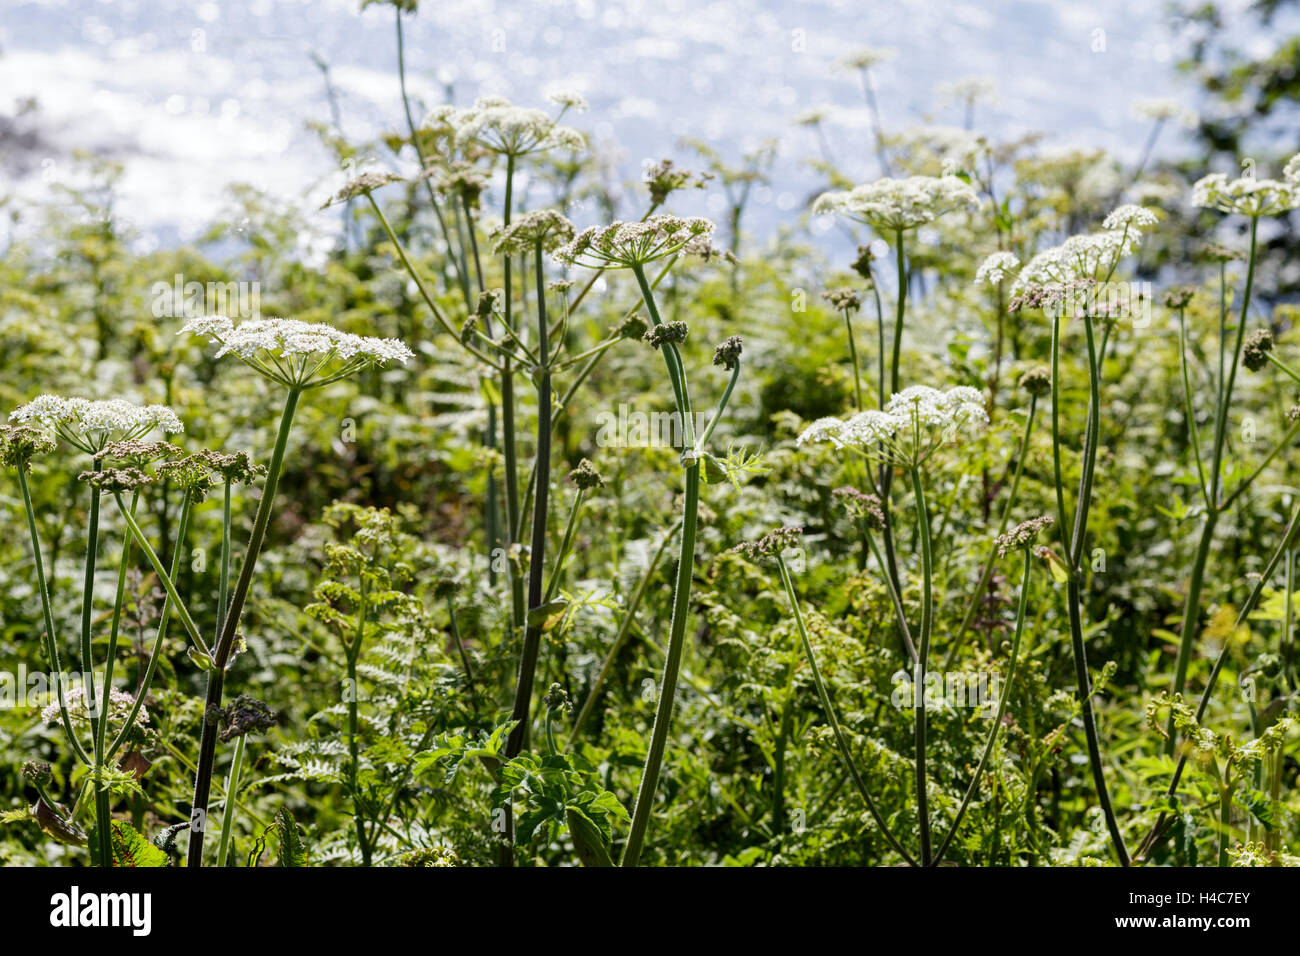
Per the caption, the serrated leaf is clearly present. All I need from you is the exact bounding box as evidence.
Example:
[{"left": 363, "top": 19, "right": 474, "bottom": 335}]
[{"left": 89, "top": 821, "right": 170, "bottom": 868}]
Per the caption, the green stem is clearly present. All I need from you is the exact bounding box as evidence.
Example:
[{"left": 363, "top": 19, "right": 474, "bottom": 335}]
[
  {"left": 620, "top": 265, "right": 702, "bottom": 867},
  {"left": 15, "top": 468, "right": 89, "bottom": 763},
  {"left": 864, "top": 530, "right": 916, "bottom": 663},
  {"left": 112, "top": 495, "right": 206, "bottom": 654},
  {"left": 187, "top": 387, "right": 300, "bottom": 867},
  {"left": 544, "top": 488, "right": 584, "bottom": 604},
  {"left": 81, "top": 459, "right": 110, "bottom": 866},
  {"left": 844, "top": 307, "right": 863, "bottom": 412},
  {"left": 771, "top": 661, "right": 797, "bottom": 834},
  {"left": 933, "top": 547, "right": 1032, "bottom": 864},
  {"left": 695, "top": 359, "right": 741, "bottom": 453},
  {"left": 215, "top": 733, "right": 245, "bottom": 868},
  {"left": 217, "top": 479, "right": 232, "bottom": 642},
  {"left": 1058, "top": 310, "right": 1130, "bottom": 865},
  {"left": 93, "top": 487, "right": 140, "bottom": 864},
  {"left": 1178, "top": 306, "right": 1210, "bottom": 506},
  {"left": 619, "top": 461, "right": 700, "bottom": 867},
  {"left": 910, "top": 465, "right": 933, "bottom": 865},
  {"left": 891, "top": 229, "right": 907, "bottom": 397},
  {"left": 1169, "top": 218, "right": 1259, "bottom": 748},
  {"left": 504, "top": 241, "right": 554, "bottom": 762},
  {"left": 109, "top": 496, "right": 192, "bottom": 757}
]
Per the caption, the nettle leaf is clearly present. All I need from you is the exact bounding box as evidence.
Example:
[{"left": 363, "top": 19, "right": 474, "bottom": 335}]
[{"left": 89, "top": 821, "right": 171, "bottom": 868}]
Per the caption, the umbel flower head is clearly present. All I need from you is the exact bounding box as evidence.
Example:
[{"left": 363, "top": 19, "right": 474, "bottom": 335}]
[
  {"left": 547, "top": 90, "right": 589, "bottom": 113},
  {"left": 0, "top": 424, "right": 57, "bottom": 471},
  {"left": 1009, "top": 216, "right": 1151, "bottom": 299},
  {"left": 94, "top": 440, "right": 182, "bottom": 467},
  {"left": 435, "top": 162, "right": 489, "bottom": 210},
  {"left": 77, "top": 466, "right": 154, "bottom": 493},
  {"left": 798, "top": 385, "right": 987, "bottom": 467},
  {"left": 974, "top": 251, "right": 1019, "bottom": 287},
  {"left": 9, "top": 396, "right": 183, "bottom": 455},
  {"left": 712, "top": 336, "right": 744, "bottom": 371},
  {"left": 822, "top": 287, "right": 862, "bottom": 312},
  {"left": 813, "top": 175, "right": 979, "bottom": 232},
  {"left": 321, "top": 171, "right": 403, "bottom": 208},
  {"left": 1243, "top": 329, "right": 1274, "bottom": 372},
  {"left": 1133, "top": 97, "right": 1195, "bottom": 125},
  {"left": 833, "top": 486, "right": 885, "bottom": 532},
  {"left": 645, "top": 321, "right": 689, "bottom": 350},
  {"left": 568, "top": 458, "right": 604, "bottom": 491},
  {"left": 1193, "top": 161, "right": 1300, "bottom": 218},
  {"left": 1018, "top": 366, "right": 1052, "bottom": 398},
  {"left": 492, "top": 209, "right": 576, "bottom": 255},
  {"left": 729, "top": 525, "right": 803, "bottom": 561},
  {"left": 836, "top": 46, "right": 896, "bottom": 71},
  {"left": 995, "top": 515, "right": 1054, "bottom": 558},
  {"left": 554, "top": 215, "right": 715, "bottom": 270},
  {"left": 158, "top": 449, "right": 266, "bottom": 501},
  {"left": 42, "top": 686, "right": 148, "bottom": 728},
  {"left": 180, "top": 315, "right": 414, "bottom": 390},
  {"left": 446, "top": 95, "right": 585, "bottom": 157}
]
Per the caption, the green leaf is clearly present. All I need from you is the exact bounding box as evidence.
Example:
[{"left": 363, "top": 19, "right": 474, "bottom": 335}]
[
  {"left": 566, "top": 807, "right": 614, "bottom": 867},
  {"left": 187, "top": 646, "right": 215, "bottom": 671},
  {"left": 526, "top": 599, "right": 569, "bottom": 632},
  {"left": 273, "top": 807, "right": 308, "bottom": 867},
  {"left": 89, "top": 821, "right": 171, "bottom": 868}
]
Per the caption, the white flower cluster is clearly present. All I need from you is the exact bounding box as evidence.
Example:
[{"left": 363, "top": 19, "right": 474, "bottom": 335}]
[
  {"left": 180, "top": 315, "right": 414, "bottom": 388},
  {"left": 797, "top": 385, "right": 987, "bottom": 466},
  {"left": 813, "top": 175, "right": 980, "bottom": 232},
  {"left": 433, "top": 95, "right": 585, "bottom": 157},
  {"left": 10, "top": 395, "right": 182, "bottom": 454},
  {"left": 1287, "top": 153, "right": 1300, "bottom": 186},
  {"left": 1102, "top": 204, "right": 1159, "bottom": 231},
  {"left": 974, "top": 251, "right": 1020, "bottom": 287},
  {"left": 492, "top": 208, "right": 576, "bottom": 255},
  {"left": 554, "top": 215, "right": 715, "bottom": 269},
  {"left": 547, "top": 90, "right": 589, "bottom": 112},
  {"left": 1193, "top": 158, "right": 1300, "bottom": 217},
  {"left": 1133, "top": 97, "right": 1196, "bottom": 126},
  {"left": 836, "top": 46, "right": 896, "bottom": 71},
  {"left": 938, "top": 76, "right": 996, "bottom": 106},
  {"left": 1009, "top": 207, "right": 1155, "bottom": 296},
  {"left": 41, "top": 685, "right": 149, "bottom": 727}
]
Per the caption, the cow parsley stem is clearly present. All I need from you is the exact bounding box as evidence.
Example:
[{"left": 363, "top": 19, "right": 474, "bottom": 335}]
[{"left": 186, "top": 387, "right": 301, "bottom": 866}]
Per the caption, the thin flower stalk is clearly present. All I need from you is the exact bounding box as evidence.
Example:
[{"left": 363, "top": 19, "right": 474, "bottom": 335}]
[
  {"left": 1049, "top": 302, "right": 1131, "bottom": 865},
  {"left": 1168, "top": 218, "right": 1259, "bottom": 751},
  {"left": 184, "top": 389, "right": 299, "bottom": 866},
  {"left": 933, "top": 541, "right": 1035, "bottom": 864},
  {"left": 774, "top": 553, "right": 917, "bottom": 865}
]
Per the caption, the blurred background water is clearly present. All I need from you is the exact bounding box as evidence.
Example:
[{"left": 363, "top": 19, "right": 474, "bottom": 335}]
[{"left": 0, "top": 0, "right": 1278, "bottom": 252}]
